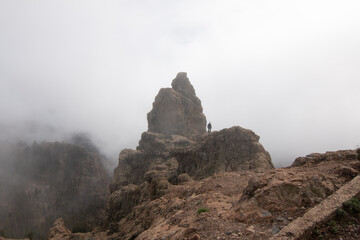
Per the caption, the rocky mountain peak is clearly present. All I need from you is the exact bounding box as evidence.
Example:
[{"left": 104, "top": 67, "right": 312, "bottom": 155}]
[
  {"left": 171, "top": 72, "right": 196, "bottom": 97},
  {"left": 147, "top": 72, "right": 206, "bottom": 138},
  {"left": 106, "top": 73, "right": 275, "bottom": 235}
]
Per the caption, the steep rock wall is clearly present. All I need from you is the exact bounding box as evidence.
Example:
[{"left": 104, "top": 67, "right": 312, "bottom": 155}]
[
  {"left": 147, "top": 72, "right": 206, "bottom": 138},
  {"left": 0, "top": 142, "right": 109, "bottom": 240}
]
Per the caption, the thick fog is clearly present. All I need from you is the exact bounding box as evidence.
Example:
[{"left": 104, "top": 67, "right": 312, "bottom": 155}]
[{"left": 1, "top": 0, "right": 360, "bottom": 167}]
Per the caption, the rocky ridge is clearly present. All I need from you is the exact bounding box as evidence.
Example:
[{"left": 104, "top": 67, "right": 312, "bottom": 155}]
[
  {"left": 47, "top": 149, "right": 359, "bottom": 240},
  {"left": 106, "top": 73, "right": 274, "bottom": 237},
  {"left": 93, "top": 74, "right": 360, "bottom": 239},
  {"left": 0, "top": 141, "right": 109, "bottom": 240}
]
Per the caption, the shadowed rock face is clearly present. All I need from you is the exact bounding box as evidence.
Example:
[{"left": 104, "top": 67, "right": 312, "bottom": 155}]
[
  {"left": 147, "top": 72, "right": 206, "bottom": 138},
  {"left": 0, "top": 142, "right": 109, "bottom": 240},
  {"left": 173, "top": 126, "right": 274, "bottom": 180}
]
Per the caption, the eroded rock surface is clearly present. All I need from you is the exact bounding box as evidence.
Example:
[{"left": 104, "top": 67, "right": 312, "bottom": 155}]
[
  {"left": 106, "top": 73, "right": 274, "bottom": 238},
  {"left": 35, "top": 74, "right": 359, "bottom": 240},
  {"left": 93, "top": 150, "right": 360, "bottom": 240},
  {"left": 292, "top": 150, "right": 358, "bottom": 167},
  {"left": 173, "top": 126, "right": 273, "bottom": 180},
  {"left": 271, "top": 175, "right": 360, "bottom": 240},
  {"left": 147, "top": 72, "right": 207, "bottom": 138}
]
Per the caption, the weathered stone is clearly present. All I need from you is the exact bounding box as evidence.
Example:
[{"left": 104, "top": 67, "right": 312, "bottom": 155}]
[
  {"left": 292, "top": 150, "right": 357, "bottom": 167},
  {"left": 177, "top": 173, "right": 195, "bottom": 185},
  {"left": 189, "top": 233, "right": 201, "bottom": 240},
  {"left": 243, "top": 177, "right": 266, "bottom": 198},
  {"left": 107, "top": 73, "right": 275, "bottom": 239},
  {"left": 173, "top": 126, "right": 274, "bottom": 180},
  {"left": 107, "top": 184, "right": 144, "bottom": 222},
  {"left": 48, "top": 218, "right": 71, "bottom": 240},
  {"left": 105, "top": 146, "right": 360, "bottom": 240},
  {"left": 110, "top": 149, "right": 147, "bottom": 191},
  {"left": 338, "top": 166, "right": 359, "bottom": 179},
  {"left": 147, "top": 72, "right": 206, "bottom": 138},
  {"left": 271, "top": 175, "right": 360, "bottom": 240}
]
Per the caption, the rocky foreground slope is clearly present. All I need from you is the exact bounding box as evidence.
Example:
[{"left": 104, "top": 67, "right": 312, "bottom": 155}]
[{"left": 47, "top": 149, "right": 360, "bottom": 240}]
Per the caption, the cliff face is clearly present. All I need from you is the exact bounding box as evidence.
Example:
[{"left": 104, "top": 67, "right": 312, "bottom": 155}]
[
  {"left": 147, "top": 72, "right": 207, "bottom": 138},
  {"left": 173, "top": 126, "right": 273, "bottom": 180},
  {"left": 0, "top": 141, "right": 109, "bottom": 240}
]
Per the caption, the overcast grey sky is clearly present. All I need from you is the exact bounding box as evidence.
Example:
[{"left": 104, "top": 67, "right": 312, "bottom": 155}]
[{"left": 1, "top": 0, "right": 360, "bottom": 166}]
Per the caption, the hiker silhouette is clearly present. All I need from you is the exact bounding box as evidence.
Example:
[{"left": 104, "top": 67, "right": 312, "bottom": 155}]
[{"left": 207, "top": 122, "right": 212, "bottom": 133}]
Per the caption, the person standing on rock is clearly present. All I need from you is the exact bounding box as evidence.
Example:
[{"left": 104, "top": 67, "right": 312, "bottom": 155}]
[{"left": 207, "top": 122, "right": 212, "bottom": 133}]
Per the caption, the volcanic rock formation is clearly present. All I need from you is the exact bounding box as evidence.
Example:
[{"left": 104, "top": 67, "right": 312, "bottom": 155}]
[
  {"left": 107, "top": 73, "right": 274, "bottom": 237},
  {"left": 173, "top": 126, "right": 274, "bottom": 180},
  {"left": 147, "top": 72, "right": 207, "bottom": 138},
  {"left": 32, "top": 73, "right": 360, "bottom": 240},
  {"left": 57, "top": 149, "right": 360, "bottom": 240}
]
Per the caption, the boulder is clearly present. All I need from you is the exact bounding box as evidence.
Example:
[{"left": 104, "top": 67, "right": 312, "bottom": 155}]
[{"left": 173, "top": 126, "right": 274, "bottom": 180}]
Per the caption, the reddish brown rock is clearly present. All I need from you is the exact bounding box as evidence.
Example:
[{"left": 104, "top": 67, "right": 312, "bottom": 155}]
[
  {"left": 292, "top": 150, "right": 358, "bottom": 167},
  {"left": 107, "top": 74, "right": 275, "bottom": 239},
  {"left": 109, "top": 149, "right": 358, "bottom": 240},
  {"left": 50, "top": 147, "right": 360, "bottom": 240}
]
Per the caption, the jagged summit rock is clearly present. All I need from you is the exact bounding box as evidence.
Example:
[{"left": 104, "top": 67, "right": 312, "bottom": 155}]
[
  {"left": 171, "top": 72, "right": 197, "bottom": 99},
  {"left": 147, "top": 72, "right": 206, "bottom": 138},
  {"left": 107, "top": 73, "right": 275, "bottom": 234}
]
